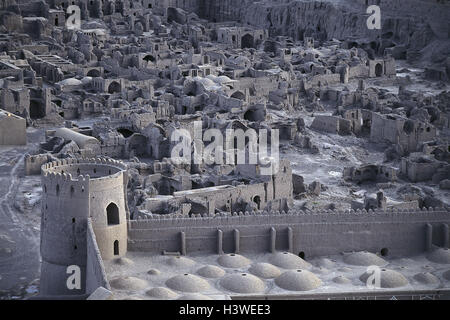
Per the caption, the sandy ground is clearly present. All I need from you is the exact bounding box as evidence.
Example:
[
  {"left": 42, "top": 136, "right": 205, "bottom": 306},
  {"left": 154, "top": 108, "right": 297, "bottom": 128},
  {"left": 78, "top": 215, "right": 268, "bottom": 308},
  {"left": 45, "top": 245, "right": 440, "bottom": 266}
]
[{"left": 0, "top": 128, "right": 44, "bottom": 299}]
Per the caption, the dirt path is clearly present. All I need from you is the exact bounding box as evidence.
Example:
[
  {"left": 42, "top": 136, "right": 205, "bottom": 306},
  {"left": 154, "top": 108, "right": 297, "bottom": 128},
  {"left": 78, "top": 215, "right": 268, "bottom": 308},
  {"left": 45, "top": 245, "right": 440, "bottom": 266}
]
[{"left": 0, "top": 135, "right": 42, "bottom": 299}]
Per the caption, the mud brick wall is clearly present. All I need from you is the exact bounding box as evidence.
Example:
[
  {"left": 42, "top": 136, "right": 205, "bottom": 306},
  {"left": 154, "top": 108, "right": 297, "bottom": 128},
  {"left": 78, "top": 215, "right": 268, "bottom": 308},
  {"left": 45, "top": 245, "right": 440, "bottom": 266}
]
[{"left": 128, "top": 208, "right": 450, "bottom": 258}]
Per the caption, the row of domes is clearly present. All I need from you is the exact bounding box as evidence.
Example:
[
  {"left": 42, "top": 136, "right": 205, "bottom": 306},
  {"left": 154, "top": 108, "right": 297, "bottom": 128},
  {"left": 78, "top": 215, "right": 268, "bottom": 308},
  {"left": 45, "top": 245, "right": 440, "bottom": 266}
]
[
  {"left": 109, "top": 248, "right": 450, "bottom": 299},
  {"left": 111, "top": 266, "right": 437, "bottom": 296}
]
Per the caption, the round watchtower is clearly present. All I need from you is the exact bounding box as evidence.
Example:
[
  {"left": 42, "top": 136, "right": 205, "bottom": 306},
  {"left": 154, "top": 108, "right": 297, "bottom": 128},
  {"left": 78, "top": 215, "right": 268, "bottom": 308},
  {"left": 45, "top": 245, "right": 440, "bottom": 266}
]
[{"left": 40, "top": 158, "right": 128, "bottom": 296}]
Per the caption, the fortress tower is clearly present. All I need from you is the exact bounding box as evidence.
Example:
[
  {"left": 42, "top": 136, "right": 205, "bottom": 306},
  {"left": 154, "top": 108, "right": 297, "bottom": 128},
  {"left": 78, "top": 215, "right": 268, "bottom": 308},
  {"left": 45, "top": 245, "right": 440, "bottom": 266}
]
[{"left": 40, "top": 158, "right": 128, "bottom": 296}]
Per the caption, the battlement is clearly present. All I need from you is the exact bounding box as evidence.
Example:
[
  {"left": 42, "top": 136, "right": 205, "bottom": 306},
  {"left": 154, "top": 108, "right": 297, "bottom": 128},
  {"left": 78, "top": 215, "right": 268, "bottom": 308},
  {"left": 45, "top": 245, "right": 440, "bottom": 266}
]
[
  {"left": 42, "top": 157, "right": 126, "bottom": 184},
  {"left": 132, "top": 206, "right": 450, "bottom": 224},
  {"left": 41, "top": 157, "right": 128, "bottom": 201},
  {"left": 42, "top": 157, "right": 127, "bottom": 174}
]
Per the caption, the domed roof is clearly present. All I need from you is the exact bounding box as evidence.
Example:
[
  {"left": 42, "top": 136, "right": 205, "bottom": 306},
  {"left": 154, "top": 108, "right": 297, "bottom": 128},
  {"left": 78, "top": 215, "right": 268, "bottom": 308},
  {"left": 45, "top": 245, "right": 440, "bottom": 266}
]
[
  {"left": 205, "top": 74, "right": 217, "bottom": 81},
  {"left": 269, "top": 252, "right": 311, "bottom": 269},
  {"left": 194, "top": 76, "right": 216, "bottom": 87},
  {"left": 166, "top": 256, "right": 196, "bottom": 268},
  {"left": 220, "top": 273, "right": 265, "bottom": 294},
  {"left": 57, "top": 78, "right": 83, "bottom": 86},
  {"left": 145, "top": 287, "right": 178, "bottom": 299},
  {"left": 249, "top": 263, "right": 281, "bottom": 279},
  {"left": 427, "top": 248, "right": 450, "bottom": 264},
  {"left": 113, "top": 257, "right": 134, "bottom": 266},
  {"left": 359, "top": 268, "right": 408, "bottom": 288},
  {"left": 343, "top": 251, "right": 387, "bottom": 266},
  {"left": 166, "top": 274, "right": 210, "bottom": 293},
  {"left": 197, "top": 265, "right": 226, "bottom": 278},
  {"left": 147, "top": 268, "right": 161, "bottom": 275},
  {"left": 215, "top": 75, "right": 234, "bottom": 83},
  {"left": 315, "top": 258, "right": 336, "bottom": 269},
  {"left": 110, "top": 277, "right": 148, "bottom": 290},
  {"left": 81, "top": 76, "right": 93, "bottom": 84},
  {"left": 413, "top": 272, "right": 439, "bottom": 285},
  {"left": 193, "top": 76, "right": 222, "bottom": 91},
  {"left": 217, "top": 254, "right": 251, "bottom": 268},
  {"left": 275, "top": 270, "right": 322, "bottom": 291}
]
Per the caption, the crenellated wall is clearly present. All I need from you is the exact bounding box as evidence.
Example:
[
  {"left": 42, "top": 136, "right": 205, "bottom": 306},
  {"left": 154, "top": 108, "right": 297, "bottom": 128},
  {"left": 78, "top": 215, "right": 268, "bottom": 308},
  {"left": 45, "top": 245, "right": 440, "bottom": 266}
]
[{"left": 128, "top": 207, "right": 450, "bottom": 258}]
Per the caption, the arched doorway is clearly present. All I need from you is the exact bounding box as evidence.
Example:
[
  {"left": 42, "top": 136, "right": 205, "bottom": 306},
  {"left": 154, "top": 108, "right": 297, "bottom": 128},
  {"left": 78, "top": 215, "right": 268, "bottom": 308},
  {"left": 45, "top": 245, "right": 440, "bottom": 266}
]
[
  {"left": 117, "top": 128, "right": 135, "bottom": 138},
  {"left": 241, "top": 34, "right": 254, "bottom": 49},
  {"left": 143, "top": 55, "right": 155, "bottom": 63},
  {"left": 86, "top": 69, "right": 101, "bottom": 77},
  {"left": 107, "top": 203, "right": 120, "bottom": 225},
  {"left": 253, "top": 196, "right": 261, "bottom": 210},
  {"left": 114, "top": 240, "right": 119, "bottom": 255},
  {"left": 108, "top": 81, "right": 121, "bottom": 94},
  {"left": 375, "top": 63, "right": 383, "bottom": 77},
  {"left": 244, "top": 110, "right": 255, "bottom": 121}
]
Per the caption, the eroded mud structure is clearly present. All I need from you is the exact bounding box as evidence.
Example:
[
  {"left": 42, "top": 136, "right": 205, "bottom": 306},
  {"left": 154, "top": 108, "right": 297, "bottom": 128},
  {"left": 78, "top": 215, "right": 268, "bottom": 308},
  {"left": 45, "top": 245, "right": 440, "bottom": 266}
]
[{"left": 0, "top": 0, "right": 449, "bottom": 300}]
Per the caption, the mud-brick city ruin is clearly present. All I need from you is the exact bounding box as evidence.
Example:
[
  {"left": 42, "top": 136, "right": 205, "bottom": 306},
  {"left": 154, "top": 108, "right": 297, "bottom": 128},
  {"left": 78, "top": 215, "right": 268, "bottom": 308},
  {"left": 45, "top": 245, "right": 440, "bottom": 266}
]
[{"left": 0, "top": 0, "right": 449, "bottom": 301}]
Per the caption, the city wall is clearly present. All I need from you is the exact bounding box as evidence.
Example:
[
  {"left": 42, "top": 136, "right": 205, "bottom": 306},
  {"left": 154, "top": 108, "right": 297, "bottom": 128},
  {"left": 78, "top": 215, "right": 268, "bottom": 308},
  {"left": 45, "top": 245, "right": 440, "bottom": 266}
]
[
  {"left": 128, "top": 208, "right": 450, "bottom": 258},
  {"left": 86, "top": 219, "right": 111, "bottom": 295}
]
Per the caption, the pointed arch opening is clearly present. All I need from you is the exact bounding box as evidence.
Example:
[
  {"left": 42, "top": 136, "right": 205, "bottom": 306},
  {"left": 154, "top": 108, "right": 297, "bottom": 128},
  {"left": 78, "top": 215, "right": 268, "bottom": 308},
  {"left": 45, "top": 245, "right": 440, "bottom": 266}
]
[
  {"left": 107, "top": 203, "right": 120, "bottom": 226},
  {"left": 114, "top": 240, "right": 119, "bottom": 255}
]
